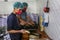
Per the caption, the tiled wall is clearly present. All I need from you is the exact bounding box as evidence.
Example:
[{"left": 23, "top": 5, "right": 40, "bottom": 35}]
[{"left": 45, "top": 0, "right": 60, "bottom": 40}]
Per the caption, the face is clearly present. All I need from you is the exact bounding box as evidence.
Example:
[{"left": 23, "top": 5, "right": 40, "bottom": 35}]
[
  {"left": 22, "top": 6, "right": 27, "bottom": 12},
  {"left": 15, "top": 8, "right": 22, "bottom": 15}
]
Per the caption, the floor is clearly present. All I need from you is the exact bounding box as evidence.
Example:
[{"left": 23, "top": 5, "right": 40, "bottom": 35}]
[
  {"left": 22, "top": 30, "right": 51, "bottom": 40},
  {"left": 37, "top": 31, "right": 52, "bottom": 40}
]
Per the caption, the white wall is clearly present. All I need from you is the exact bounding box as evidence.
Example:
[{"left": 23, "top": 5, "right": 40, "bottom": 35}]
[
  {"left": 0, "top": 0, "right": 46, "bottom": 14},
  {"left": 0, "top": 0, "right": 4, "bottom": 1},
  {"left": 0, "top": 0, "right": 37, "bottom": 14},
  {"left": 36, "top": 0, "right": 47, "bottom": 15},
  {"left": 45, "top": 0, "right": 60, "bottom": 40}
]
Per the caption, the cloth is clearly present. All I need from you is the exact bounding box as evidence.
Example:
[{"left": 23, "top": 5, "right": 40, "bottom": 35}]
[
  {"left": 4, "top": 33, "right": 11, "bottom": 40},
  {"left": 42, "top": 22, "right": 48, "bottom": 27},
  {"left": 43, "top": 13, "right": 49, "bottom": 23},
  {"left": 7, "top": 13, "right": 22, "bottom": 40},
  {"left": 20, "top": 12, "right": 27, "bottom": 21},
  {"left": 27, "top": 13, "right": 38, "bottom": 24},
  {"left": 42, "top": 13, "right": 49, "bottom": 27},
  {"left": 13, "top": 2, "right": 23, "bottom": 9},
  {"left": 22, "top": 2, "right": 28, "bottom": 7}
]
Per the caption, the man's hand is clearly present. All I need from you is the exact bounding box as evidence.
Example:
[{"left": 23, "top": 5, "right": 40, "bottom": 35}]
[
  {"left": 20, "top": 20, "right": 27, "bottom": 25},
  {"left": 26, "top": 22, "right": 35, "bottom": 26},
  {"left": 20, "top": 29, "right": 30, "bottom": 33},
  {"left": 20, "top": 29, "right": 26, "bottom": 33},
  {"left": 8, "top": 29, "right": 29, "bottom": 34}
]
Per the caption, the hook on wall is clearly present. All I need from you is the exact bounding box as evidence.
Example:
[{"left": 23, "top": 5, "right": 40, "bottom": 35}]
[
  {"left": 43, "top": 0, "right": 50, "bottom": 12},
  {"left": 4, "top": 0, "right": 8, "bottom": 2}
]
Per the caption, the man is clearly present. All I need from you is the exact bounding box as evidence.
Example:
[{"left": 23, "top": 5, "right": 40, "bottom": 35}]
[
  {"left": 19, "top": 2, "right": 37, "bottom": 31},
  {"left": 22, "top": 2, "right": 35, "bottom": 26},
  {"left": 7, "top": 2, "right": 26, "bottom": 40}
]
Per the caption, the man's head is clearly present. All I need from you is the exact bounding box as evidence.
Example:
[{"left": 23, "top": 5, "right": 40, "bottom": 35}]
[
  {"left": 22, "top": 2, "right": 28, "bottom": 12},
  {"left": 13, "top": 2, "right": 23, "bottom": 15}
]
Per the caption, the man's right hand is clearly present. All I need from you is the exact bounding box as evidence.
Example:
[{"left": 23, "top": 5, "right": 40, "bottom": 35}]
[
  {"left": 20, "top": 20, "right": 27, "bottom": 25},
  {"left": 8, "top": 29, "right": 30, "bottom": 34},
  {"left": 20, "top": 19, "right": 27, "bottom": 25},
  {"left": 20, "top": 29, "right": 30, "bottom": 33},
  {"left": 19, "top": 29, "right": 27, "bottom": 33}
]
